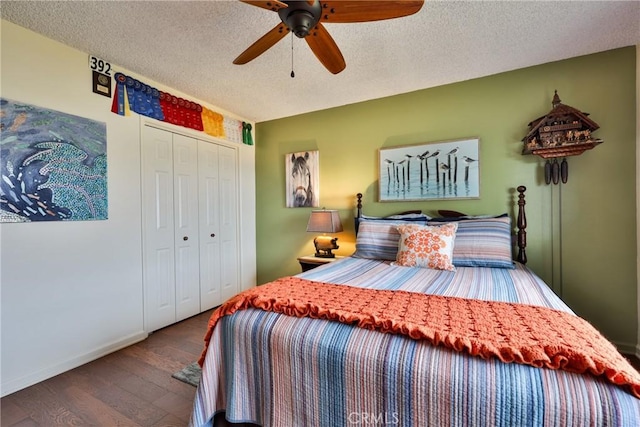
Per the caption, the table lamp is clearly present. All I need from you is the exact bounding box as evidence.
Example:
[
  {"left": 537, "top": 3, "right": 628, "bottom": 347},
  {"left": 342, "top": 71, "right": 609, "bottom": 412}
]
[{"left": 306, "top": 209, "right": 343, "bottom": 258}]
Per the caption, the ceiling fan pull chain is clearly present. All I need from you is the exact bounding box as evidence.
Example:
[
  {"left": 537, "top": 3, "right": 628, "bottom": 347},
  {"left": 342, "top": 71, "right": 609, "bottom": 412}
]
[{"left": 290, "top": 32, "right": 295, "bottom": 78}]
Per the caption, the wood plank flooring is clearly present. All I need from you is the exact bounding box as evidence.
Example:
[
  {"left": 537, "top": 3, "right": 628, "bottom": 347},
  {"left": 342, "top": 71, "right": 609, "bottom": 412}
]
[
  {"left": 3, "top": 308, "right": 640, "bottom": 426},
  {"left": 1, "top": 310, "right": 213, "bottom": 427}
]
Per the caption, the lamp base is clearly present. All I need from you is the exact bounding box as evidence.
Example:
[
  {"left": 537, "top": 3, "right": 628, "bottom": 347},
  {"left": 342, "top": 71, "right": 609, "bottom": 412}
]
[
  {"left": 313, "top": 235, "right": 339, "bottom": 258},
  {"left": 314, "top": 251, "right": 336, "bottom": 258}
]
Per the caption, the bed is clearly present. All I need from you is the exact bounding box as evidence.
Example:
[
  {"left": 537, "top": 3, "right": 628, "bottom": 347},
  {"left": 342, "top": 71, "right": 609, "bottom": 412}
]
[{"left": 190, "top": 187, "right": 640, "bottom": 427}]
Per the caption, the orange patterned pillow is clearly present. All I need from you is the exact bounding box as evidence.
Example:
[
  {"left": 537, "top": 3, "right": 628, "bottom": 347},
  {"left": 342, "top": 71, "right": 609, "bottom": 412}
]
[{"left": 394, "top": 223, "right": 458, "bottom": 271}]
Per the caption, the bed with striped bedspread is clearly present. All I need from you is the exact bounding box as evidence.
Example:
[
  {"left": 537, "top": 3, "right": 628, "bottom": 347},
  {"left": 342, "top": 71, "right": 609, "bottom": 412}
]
[{"left": 190, "top": 257, "right": 640, "bottom": 426}]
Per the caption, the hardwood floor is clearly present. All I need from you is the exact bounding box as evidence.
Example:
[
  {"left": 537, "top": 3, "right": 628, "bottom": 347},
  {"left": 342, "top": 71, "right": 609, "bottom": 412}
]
[
  {"left": 1, "top": 310, "right": 213, "bottom": 427},
  {"left": 3, "top": 310, "right": 640, "bottom": 427}
]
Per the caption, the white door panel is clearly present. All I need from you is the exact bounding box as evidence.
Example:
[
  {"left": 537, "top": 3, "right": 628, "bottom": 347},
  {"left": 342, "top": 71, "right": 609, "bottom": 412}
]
[
  {"left": 198, "top": 141, "right": 222, "bottom": 309},
  {"left": 219, "top": 145, "right": 239, "bottom": 302},
  {"left": 173, "top": 134, "right": 200, "bottom": 321},
  {"left": 142, "top": 126, "right": 176, "bottom": 332}
]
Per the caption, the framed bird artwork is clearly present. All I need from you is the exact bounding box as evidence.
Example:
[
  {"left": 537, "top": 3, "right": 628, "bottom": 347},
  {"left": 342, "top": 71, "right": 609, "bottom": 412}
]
[{"left": 378, "top": 138, "right": 480, "bottom": 202}]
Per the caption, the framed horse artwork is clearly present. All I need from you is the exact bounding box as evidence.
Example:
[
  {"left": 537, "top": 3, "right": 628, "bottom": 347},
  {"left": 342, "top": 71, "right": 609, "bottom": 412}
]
[{"left": 286, "top": 150, "right": 320, "bottom": 208}]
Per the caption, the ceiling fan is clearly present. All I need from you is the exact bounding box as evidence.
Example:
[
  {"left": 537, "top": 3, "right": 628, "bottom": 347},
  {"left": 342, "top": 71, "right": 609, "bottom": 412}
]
[{"left": 234, "top": 0, "right": 425, "bottom": 74}]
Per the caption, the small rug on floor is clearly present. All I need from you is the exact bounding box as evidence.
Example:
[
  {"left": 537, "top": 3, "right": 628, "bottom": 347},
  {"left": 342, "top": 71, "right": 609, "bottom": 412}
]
[{"left": 172, "top": 362, "right": 201, "bottom": 387}]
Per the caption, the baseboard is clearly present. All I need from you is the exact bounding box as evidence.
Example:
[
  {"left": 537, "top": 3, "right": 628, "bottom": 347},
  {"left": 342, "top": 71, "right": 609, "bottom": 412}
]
[{"left": 1, "top": 330, "right": 148, "bottom": 397}]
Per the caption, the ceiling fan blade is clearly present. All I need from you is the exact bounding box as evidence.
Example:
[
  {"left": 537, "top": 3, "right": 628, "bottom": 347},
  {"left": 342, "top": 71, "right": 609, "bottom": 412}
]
[
  {"left": 319, "top": 1, "right": 424, "bottom": 23},
  {"left": 305, "top": 22, "right": 345, "bottom": 74},
  {"left": 233, "top": 23, "right": 290, "bottom": 65},
  {"left": 240, "top": 0, "right": 288, "bottom": 12}
]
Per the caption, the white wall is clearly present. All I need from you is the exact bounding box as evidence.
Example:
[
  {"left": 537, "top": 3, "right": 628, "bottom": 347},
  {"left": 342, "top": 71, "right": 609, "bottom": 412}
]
[{"left": 0, "top": 20, "right": 256, "bottom": 396}]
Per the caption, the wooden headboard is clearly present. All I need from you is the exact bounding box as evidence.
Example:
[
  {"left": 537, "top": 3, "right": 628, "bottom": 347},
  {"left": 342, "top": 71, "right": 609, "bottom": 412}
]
[{"left": 355, "top": 186, "right": 528, "bottom": 265}]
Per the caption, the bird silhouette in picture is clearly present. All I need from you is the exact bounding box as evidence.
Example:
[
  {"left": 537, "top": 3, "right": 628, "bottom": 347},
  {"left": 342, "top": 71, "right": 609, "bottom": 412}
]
[
  {"left": 396, "top": 158, "right": 407, "bottom": 189},
  {"left": 404, "top": 154, "right": 413, "bottom": 187},
  {"left": 384, "top": 159, "right": 395, "bottom": 186},
  {"left": 462, "top": 156, "right": 477, "bottom": 182},
  {"left": 417, "top": 150, "right": 429, "bottom": 184},
  {"left": 446, "top": 147, "right": 459, "bottom": 182},
  {"left": 427, "top": 150, "right": 440, "bottom": 182},
  {"left": 439, "top": 163, "right": 451, "bottom": 187}
]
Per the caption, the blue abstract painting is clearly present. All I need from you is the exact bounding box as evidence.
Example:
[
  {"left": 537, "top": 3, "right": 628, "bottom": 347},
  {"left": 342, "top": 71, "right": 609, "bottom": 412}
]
[{"left": 0, "top": 98, "right": 107, "bottom": 222}]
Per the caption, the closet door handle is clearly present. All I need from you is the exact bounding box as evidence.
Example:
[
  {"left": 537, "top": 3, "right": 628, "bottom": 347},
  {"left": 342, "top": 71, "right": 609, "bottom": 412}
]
[
  {"left": 183, "top": 236, "right": 188, "bottom": 241},
  {"left": 210, "top": 233, "right": 216, "bottom": 238}
]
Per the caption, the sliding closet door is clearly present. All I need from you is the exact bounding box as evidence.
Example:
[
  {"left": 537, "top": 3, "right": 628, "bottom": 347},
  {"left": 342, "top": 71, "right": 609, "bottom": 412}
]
[
  {"left": 142, "top": 126, "right": 177, "bottom": 332},
  {"left": 172, "top": 134, "right": 200, "bottom": 321}
]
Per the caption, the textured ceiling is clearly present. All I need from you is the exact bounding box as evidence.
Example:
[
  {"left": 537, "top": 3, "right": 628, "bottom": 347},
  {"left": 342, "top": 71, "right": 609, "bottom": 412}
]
[{"left": 2, "top": 1, "right": 639, "bottom": 123}]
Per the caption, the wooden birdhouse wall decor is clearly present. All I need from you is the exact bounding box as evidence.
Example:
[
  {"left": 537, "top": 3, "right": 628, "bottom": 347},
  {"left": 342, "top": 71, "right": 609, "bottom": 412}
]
[{"left": 521, "top": 90, "right": 603, "bottom": 184}]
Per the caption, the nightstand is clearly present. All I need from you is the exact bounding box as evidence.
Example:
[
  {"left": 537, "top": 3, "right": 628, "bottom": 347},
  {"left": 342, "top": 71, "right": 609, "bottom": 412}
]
[{"left": 297, "top": 255, "right": 344, "bottom": 272}]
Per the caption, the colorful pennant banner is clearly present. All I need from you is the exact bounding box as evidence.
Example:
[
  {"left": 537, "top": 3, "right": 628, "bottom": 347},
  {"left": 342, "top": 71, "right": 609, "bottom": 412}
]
[{"left": 111, "top": 72, "right": 249, "bottom": 145}]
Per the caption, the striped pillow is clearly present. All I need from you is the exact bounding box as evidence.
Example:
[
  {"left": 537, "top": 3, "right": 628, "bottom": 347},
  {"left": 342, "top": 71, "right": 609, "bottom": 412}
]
[
  {"left": 353, "top": 218, "right": 428, "bottom": 260},
  {"left": 429, "top": 216, "right": 514, "bottom": 269}
]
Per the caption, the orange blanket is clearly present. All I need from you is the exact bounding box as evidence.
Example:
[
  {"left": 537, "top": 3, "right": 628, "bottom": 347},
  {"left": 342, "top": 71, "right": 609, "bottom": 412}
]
[{"left": 199, "top": 276, "right": 640, "bottom": 398}]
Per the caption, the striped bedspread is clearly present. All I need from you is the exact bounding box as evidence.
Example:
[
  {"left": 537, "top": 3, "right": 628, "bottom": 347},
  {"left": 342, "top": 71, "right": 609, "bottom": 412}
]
[{"left": 190, "top": 257, "right": 640, "bottom": 426}]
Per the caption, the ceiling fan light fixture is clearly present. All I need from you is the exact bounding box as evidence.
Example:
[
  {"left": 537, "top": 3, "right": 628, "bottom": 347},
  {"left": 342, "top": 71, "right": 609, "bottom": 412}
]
[
  {"left": 286, "top": 10, "right": 315, "bottom": 37},
  {"left": 278, "top": 1, "right": 321, "bottom": 38}
]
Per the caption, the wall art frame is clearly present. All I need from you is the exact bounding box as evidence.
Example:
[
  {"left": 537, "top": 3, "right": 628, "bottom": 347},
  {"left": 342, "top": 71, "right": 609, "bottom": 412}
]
[
  {"left": 378, "top": 137, "right": 480, "bottom": 202},
  {"left": 285, "top": 150, "right": 320, "bottom": 208},
  {"left": 0, "top": 98, "right": 108, "bottom": 222}
]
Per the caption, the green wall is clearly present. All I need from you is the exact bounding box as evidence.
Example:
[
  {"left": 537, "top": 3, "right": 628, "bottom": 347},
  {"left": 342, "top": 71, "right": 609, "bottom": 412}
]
[{"left": 255, "top": 47, "right": 637, "bottom": 350}]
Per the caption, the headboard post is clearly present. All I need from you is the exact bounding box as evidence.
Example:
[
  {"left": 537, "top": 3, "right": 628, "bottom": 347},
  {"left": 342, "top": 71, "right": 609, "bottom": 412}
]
[
  {"left": 354, "top": 193, "right": 363, "bottom": 234},
  {"left": 516, "top": 186, "right": 527, "bottom": 265}
]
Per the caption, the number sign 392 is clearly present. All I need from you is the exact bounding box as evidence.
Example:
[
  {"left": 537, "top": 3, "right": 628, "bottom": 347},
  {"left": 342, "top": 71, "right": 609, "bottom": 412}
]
[{"left": 89, "top": 55, "right": 112, "bottom": 76}]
